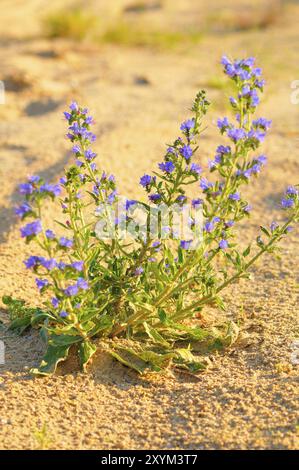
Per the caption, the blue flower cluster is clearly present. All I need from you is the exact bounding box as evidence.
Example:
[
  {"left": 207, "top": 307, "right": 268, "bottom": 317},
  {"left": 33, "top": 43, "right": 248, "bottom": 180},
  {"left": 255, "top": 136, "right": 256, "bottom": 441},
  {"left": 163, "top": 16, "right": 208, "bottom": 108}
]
[
  {"left": 137, "top": 56, "right": 297, "bottom": 257},
  {"left": 139, "top": 91, "right": 209, "bottom": 208},
  {"left": 281, "top": 186, "right": 298, "bottom": 208},
  {"left": 15, "top": 101, "right": 116, "bottom": 320}
]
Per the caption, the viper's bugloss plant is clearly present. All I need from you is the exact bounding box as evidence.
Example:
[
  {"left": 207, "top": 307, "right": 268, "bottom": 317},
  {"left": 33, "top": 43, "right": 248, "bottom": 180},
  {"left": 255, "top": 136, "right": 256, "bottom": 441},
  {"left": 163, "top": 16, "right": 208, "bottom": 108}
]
[{"left": 4, "top": 56, "right": 299, "bottom": 375}]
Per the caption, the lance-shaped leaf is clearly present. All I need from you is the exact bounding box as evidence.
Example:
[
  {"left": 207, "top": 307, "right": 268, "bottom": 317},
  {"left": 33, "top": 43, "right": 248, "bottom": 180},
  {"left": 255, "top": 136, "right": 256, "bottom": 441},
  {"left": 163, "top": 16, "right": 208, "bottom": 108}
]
[
  {"left": 78, "top": 340, "right": 97, "bottom": 371},
  {"left": 31, "top": 343, "right": 72, "bottom": 376}
]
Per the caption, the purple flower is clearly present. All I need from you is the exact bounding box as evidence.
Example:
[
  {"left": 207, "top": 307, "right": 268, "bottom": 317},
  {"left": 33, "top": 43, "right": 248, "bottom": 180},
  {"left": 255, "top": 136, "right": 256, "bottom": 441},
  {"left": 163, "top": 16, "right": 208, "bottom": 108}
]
[
  {"left": 40, "top": 258, "right": 57, "bottom": 270},
  {"left": 225, "top": 220, "right": 234, "bottom": 228},
  {"left": 40, "top": 183, "right": 61, "bottom": 197},
  {"left": 176, "top": 195, "right": 187, "bottom": 204},
  {"left": 75, "top": 159, "right": 84, "bottom": 168},
  {"left": 227, "top": 128, "right": 246, "bottom": 142},
  {"left": 252, "top": 67, "right": 262, "bottom": 77},
  {"left": 28, "top": 175, "right": 40, "bottom": 184},
  {"left": 217, "top": 117, "right": 230, "bottom": 131},
  {"left": 244, "top": 204, "right": 252, "bottom": 213},
  {"left": 72, "top": 145, "right": 81, "bottom": 154},
  {"left": 41, "top": 258, "right": 58, "bottom": 271},
  {"left": 77, "top": 277, "right": 89, "bottom": 290},
  {"left": 85, "top": 116, "right": 93, "bottom": 125},
  {"left": 251, "top": 163, "right": 262, "bottom": 175},
  {"left": 69, "top": 101, "right": 78, "bottom": 111},
  {"left": 180, "top": 118, "right": 195, "bottom": 132},
  {"left": 125, "top": 199, "right": 137, "bottom": 210},
  {"left": 208, "top": 157, "right": 220, "bottom": 170},
  {"left": 190, "top": 163, "right": 202, "bottom": 175},
  {"left": 19, "top": 183, "right": 34, "bottom": 195},
  {"left": 229, "top": 192, "right": 241, "bottom": 201},
  {"left": 219, "top": 239, "right": 228, "bottom": 250},
  {"left": 158, "top": 161, "right": 175, "bottom": 173},
  {"left": 250, "top": 89, "right": 260, "bottom": 108},
  {"left": 180, "top": 240, "right": 192, "bottom": 250},
  {"left": 24, "top": 256, "right": 40, "bottom": 269},
  {"left": 221, "top": 55, "right": 232, "bottom": 66},
  {"left": 162, "top": 226, "right": 171, "bottom": 234},
  {"left": 247, "top": 129, "right": 265, "bottom": 143},
  {"left": 20, "top": 219, "right": 42, "bottom": 238},
  {"left": 35, "top": 278, "right": 49, "bottom": 290},
  {"left": 241, "top": 85, "right": 251, "bottom": 96},
  {"left": 93, "top": 186, "right": 100, "bottom": 196},
  {"left": 204, "top": 217, "right": 220, "bottom": 233},
  {"left": 252, "top": 118, "right": 272, "bottom": 130},
  {"left": 64, "top": 111, "right": 72, "bottom": 120},
  {"left": 71, "top": 261, "right": 84, "bottom": 271},
  {"left": 140, "top": 174, "right": 153, "bottom": 188},
  {"left": 243, "top": 57, "right": 255, "bottom": 67},
  {"left": 60, "top": 311, "right": 69, "bottom": 318},
  {"left": 204, "top": 221, "right": 214, "bottom": 232},
  {"left": 149, "top": 193, "right": 162, "bottom": 202},
  {"left": 60, "top": 176, "right": 67, "bottom": 185},
  {"left": 286, "top": 186, "right": 298, "bottom": 196},
  {"left": 255, "top": 155, "right": 267, "bottom": 165},
  {"left": 192, "top": 198, "right": 203, "bottom": 208},
  {"left": 90, "top": 163, "right": 97, "bottom": 172},
  {"left": 15, "top": 202, "right": 32, "bottom": 218},
  {"left": 237, "top": 68, "right": 251, "bottom": 81},
  {"left": 107, "top": 190, "right": 117, "bottom": 204},
  {"left": 180, "top": 145, "right": 193, "bottom": 160},
  {"left": 281, "top": 198, "right": 294, "bottom": 208},
  {"left": 255, "top": 79, "right": 265, "bottom": 89},
  {"left": 64, "top": 284, "right": 79, "bottom": 297},
  {"left": 270, "top": 222, "right": 279, "bottom": 232},
  {"left": 51, "top": 297, "right": 59, "bottom": 308},
  {"left": 217, "top": 145, "right": 231, "bottom": 155},
  {"left": 243, "top": 168, "right": 252, "bottom": 179},
  {"left": 85, "top": 149, "right": 97, "bottom": 161},
  {"left": 200, "top": 178, "right": 213, "bottom": 191},
  {"left": 59, "top": 237, "right": 73, "bottom": 248},
  {"left": 134, "top": 267, "right": 144, "bottom": 276}
]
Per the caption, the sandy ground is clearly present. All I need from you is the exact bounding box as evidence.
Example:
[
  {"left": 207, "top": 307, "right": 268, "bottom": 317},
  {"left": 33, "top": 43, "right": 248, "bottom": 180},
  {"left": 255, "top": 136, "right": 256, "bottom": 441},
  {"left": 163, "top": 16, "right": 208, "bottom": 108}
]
[{"left": 0, "top": 0, "right": 298, "bottom": 450}]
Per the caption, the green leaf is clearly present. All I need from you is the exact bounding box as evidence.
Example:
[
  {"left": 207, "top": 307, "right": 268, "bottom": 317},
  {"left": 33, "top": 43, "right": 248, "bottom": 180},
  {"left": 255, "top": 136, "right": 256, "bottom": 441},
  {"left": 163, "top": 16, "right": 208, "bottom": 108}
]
[
  {"left": 143, "top": 322, "right": 170, "bottom": 347},
  {"left": 31, "top": 343, "right": 72, "bottom": 376},
  {"left": 108, "top": 349, "right": 148, "bottom": 374},
  {"left": 49, "top": 333, "right": 82, "bottom": 347},
  {"left": 54, "top": 220, "right": 72, "bottom": 230},
  {"left": 166, "top": 322, "right": 210, "bottom": 341},
  {"left": 173, "top": 348, "right": 207, "bottom": 372},
  {"left": 158, "top": 308, "right": 167, "bottom": 324},
  {"left": 89, "top": 315, "right": 113, "bottom": 337},
  {"left": 8, "top": 315, "right": 32, "bottom": 333},
  {"left": 260, "top": 226, "right": 270, "bottom": 237},
  {"left": 78, "top": 341, "right": 97, "bottom": 372},
  {"left": 39, "top": 326, "right": 48, "bottom": 344},
  {"left": 222, "top": 321, "right": 239, "bottom": 347},
  {"left": 31, "top": 310, "right": 54, "bottom": 327},
  {"left": 109, "top": 344, "right": 173, "bottom": 373},
  {"left": 242, "top": 245, "right": 251, "bottom": 257}
]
